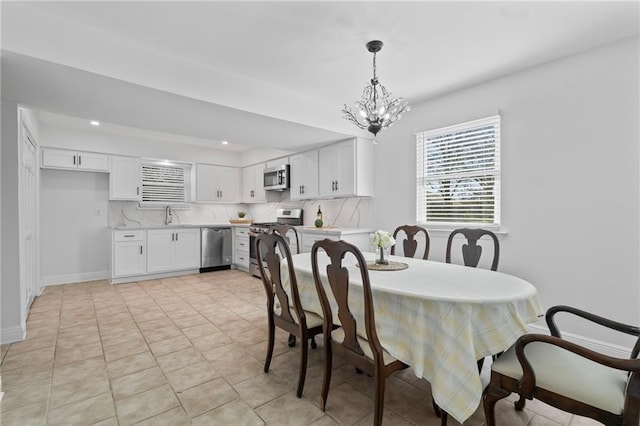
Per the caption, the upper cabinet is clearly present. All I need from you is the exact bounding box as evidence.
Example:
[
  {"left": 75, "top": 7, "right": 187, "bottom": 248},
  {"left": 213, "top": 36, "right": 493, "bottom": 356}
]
[
  {"left": 290, "top": 150, "right": 319, "bottom": 200},
  {"left": 41, "top": 148, "right": 109, "bottom": 172},
  {"left": 195, "top": 164, "right": 241, "bottom": 203},
  {"left": 110, "top": 156, "right": 141, "bottom": 201},
  {"left": 242, "top": 163, "right": 266, "bottom": 203},
  {"left": 318, "top": 138, "right": 374, "bottom": 198}
]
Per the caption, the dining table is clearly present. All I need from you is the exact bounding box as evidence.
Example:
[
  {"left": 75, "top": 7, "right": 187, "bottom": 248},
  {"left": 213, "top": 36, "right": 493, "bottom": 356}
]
[{"left": 283, "top": 251, "right": 544, "bottom": 424}]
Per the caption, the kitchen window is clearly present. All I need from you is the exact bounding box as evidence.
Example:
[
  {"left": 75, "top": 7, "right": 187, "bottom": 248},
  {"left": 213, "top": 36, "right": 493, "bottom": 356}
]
[
  {"left": 416, "top": 115, "right": 500, "bottom": 227},
  {"left": 141, "top": 161, "right": 191, "bottom": 205}
]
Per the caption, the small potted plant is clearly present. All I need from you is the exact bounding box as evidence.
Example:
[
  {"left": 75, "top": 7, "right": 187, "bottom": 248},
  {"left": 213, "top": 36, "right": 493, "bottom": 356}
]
[{"left": 237, "top": 211, "right": 246, "bottom": 219}]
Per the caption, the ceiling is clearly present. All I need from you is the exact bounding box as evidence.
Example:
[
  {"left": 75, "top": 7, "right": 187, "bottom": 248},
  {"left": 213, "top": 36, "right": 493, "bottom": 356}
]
[{"left": 2, "top": 1, "right": 638, "bottom": 152}]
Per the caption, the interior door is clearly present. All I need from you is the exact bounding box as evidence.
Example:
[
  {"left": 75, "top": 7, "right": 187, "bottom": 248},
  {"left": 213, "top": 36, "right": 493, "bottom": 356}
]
[{"left": 20, "top": 129, "right": 38, "bottom": 315}]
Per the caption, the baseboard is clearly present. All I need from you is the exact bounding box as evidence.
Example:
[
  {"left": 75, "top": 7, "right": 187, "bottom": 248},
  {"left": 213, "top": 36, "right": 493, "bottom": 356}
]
[
  {"left": 109, "top": 269, "right": 200, "bottom": 285},
  {"left": 528, "top": 324, "right": 631, "bottom": 358},
  {"left": 1, "top": 325, "right": 26, "bottom": 345},
  {"left": 42, "top": 271, "right": 108, "bottom": 286}
]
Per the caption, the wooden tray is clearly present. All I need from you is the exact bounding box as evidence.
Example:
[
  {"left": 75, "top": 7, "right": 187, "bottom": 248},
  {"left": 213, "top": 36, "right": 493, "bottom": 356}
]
[{"left": 229, "top": 219, "right": 252, "bottom": 224}]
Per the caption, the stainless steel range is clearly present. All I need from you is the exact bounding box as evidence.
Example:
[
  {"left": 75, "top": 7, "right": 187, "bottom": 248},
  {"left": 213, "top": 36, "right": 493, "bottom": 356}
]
[{"left": 249, "top": 208, "right": 303, "bottom": 277}]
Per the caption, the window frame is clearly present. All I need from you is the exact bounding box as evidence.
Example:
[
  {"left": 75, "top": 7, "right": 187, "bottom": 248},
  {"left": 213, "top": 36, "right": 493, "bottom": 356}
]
[{"left": 416, "top": 115, "right": 501, "bottom": 228}]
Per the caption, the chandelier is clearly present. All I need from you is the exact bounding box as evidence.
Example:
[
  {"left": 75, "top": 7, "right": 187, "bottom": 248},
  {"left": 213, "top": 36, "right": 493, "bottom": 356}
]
[{"left": 342, "top": 40, "right": 410, "bottom": 137}]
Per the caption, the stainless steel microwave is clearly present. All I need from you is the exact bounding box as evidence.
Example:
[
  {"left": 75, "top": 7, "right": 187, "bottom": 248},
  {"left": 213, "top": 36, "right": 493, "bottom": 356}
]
[{"left": 263, "top": 164, "right": 290, "bottom": 191}]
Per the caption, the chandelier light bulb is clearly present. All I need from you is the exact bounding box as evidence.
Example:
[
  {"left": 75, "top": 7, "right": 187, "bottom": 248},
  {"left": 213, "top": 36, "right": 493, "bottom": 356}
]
[{"left": 342, "top": 40, "right": 410, "bottom": 137}]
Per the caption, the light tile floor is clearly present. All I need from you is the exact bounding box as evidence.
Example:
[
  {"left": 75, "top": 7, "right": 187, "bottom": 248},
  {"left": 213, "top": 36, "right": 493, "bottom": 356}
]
[{"left": 0, "top": 270, "right": 601, "bottom": 425}]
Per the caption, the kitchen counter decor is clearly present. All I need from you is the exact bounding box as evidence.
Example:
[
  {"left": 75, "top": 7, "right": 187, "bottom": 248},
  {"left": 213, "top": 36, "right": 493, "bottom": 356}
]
[{"left": 229, "top": 219, "right": 252, "bottom": 224}]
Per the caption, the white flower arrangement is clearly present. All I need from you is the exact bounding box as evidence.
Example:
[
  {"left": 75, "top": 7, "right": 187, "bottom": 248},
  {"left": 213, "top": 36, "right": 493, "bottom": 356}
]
[{"left": 370, "top": 230, "right": 396, "bottom": 249}]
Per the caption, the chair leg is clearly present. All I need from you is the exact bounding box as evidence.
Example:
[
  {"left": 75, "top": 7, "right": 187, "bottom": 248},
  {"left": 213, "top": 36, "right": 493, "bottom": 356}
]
[
  {"left": 296, "top": 337, "right": 309, "bottom": 398},
  {"left": 432, "top": 397, "right": 442, "bottom": 417},
  {"left": 264, "top": 318, "right": 275, "bottom": 373},
  {"left": 482, "top": 385, "right": 510, "bottom": 426},
  {"left": 310, "top": 335, "right": 317, "bottom": 349},
  {"left": 320, "top": 340, "right": 333, "bottom": 411},
  {"left": 440, "top": 410, "right": 448, "bottom": 426},
  {"left": 373, "top": 374, "right": 386, "bottom": 426},
  {"left": 515, "top": 395, "right": 526, "bottom": 411}
]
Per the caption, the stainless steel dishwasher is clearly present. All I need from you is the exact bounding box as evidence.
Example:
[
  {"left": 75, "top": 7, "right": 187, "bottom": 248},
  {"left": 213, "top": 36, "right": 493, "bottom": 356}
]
[{"left": 200, "top": 227, "right": 232, "bottom": 272}]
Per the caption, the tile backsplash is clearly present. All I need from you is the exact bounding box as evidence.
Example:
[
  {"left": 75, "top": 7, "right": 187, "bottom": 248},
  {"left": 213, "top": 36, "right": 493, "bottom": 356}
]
[{"left": 109, "top": 198, "right": 374, "bottom": 229}]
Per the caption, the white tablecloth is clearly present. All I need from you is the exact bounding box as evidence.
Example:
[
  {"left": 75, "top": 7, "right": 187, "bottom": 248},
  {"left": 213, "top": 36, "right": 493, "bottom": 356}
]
[{"left": 284, "top": 252, "right": 543, "bottom": 423}]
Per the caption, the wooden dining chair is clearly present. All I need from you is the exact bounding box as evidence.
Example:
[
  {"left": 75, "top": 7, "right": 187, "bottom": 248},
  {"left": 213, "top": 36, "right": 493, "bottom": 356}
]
[
  {"left": 311, "top": 239, "right": 408, "bottom": 426},
  {"left": 390, "top": 225, "right": 430, "bottom": 260},
  {"left": 445, "top": 228, "right": 499, "bottom": 271},
  {"left": 271, "top": 224, "right": 300, "bottom": 254},
  {"left": 255, "top": 232, "right": 323, "bottom": 398},
  {"left": 270, "top": 224, "right": 303, "bottom": 347},
  {"left": 483, "top": 305, "right": 640, "bottom": 426}
]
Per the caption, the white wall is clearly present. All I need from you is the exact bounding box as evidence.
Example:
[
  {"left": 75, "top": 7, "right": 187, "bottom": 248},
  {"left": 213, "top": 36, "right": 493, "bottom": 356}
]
[
  {"left": 374, "top": 37, "right": 640, "bottom": 347},
  {"left": 40, "top": 169, "right": 109, "bottom": 285},
  {"left": 1, "top": 101, "right": 24, "bottom": 342}
]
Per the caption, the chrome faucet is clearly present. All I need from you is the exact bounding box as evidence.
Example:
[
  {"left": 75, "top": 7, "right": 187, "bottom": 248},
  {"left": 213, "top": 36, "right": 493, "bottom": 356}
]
[{"left": 164, "top": 205, "right": 173, "bottom": 225}]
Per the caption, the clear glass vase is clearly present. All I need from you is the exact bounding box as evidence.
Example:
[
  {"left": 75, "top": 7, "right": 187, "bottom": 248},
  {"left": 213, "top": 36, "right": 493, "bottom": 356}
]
[{"left": 375, "top": 246, "right": 388, "bottom": 265}]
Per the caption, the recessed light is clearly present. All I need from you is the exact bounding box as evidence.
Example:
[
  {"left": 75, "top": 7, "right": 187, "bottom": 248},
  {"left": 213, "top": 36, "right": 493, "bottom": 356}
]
[
  {"left": 221, "top": 141, "right": 229, "bottom": 145},
  {"left": 90, "top": 120, "right": 100, "bottom": 126}
]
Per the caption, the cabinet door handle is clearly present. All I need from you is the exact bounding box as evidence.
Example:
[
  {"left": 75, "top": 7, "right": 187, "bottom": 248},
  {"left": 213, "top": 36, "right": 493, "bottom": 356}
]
[
  {"left": 335, "top": 180, "right": 338, "bottom": 191},
  {"left": 171, "top": 233, "right": 174, "bottom": 241},
  {"left": 220, "top": 190, "right": 222, "bottom": 198},
  {"left": 136, "top": 187, "right": 139, "bottom": 195},
  {"left": 175, "top": 233, "right": 179, "bottom": 241},
  {"left": 78, "top": 155, "right": 82, "bottom": 166},
  {"left": 73, "top": 155, "right": 76, "bottom": 165},
  {"left": 140, "top": 245, "right": 143, "bottom": 254},
  {"left": 124, "top": 234, "right": 135, "bottom": 238}
]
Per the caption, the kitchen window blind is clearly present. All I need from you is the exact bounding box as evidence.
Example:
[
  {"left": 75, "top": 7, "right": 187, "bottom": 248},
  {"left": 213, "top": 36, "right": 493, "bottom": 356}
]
[
  {"left": 141, "top": 163, "right": 188, "bottom": 203},
  {"left": 416, "top": 115, "right": 500, "bottom": 226}
]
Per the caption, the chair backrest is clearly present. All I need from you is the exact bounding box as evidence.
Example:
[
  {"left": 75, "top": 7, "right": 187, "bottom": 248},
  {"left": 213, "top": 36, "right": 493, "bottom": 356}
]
[
  {"left": 390, "top": 225, "right": 430, "bottom": 260},
  {"left": 445, "top": 228, "right": 499, "bottom": 271},
  {"left": 255, "top": 232, "right": 305, "bottom": 327},
  {"left": 271, "top": 224, "right": 300, "bottom": 254},
  {"left": 311, "top": 239, "right": 385, "bottom": 363}
]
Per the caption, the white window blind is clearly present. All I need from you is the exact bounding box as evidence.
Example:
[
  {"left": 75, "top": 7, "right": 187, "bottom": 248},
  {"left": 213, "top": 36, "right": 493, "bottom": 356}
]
[
  {"left": 141, "top": 163, "right": 187, "bottom": 203},
  {"left": 416, "top": 115, "right": 500, "bottom": 226}
]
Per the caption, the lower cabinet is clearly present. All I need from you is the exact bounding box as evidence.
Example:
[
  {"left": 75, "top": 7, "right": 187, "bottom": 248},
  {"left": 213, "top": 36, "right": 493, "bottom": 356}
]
[
  {"left": 111, "top": 228, "right": 200, "bottom": 283},
  {"left": 234, "top": 227, "right": 250, "bottom": 272},
  {"left": 301, "top": 229, "right": 373, "bottom": 253},
  {"left": 147, "top": 229, "right": 200, "bottom": 273},
  {"left": 112, "top": 231, "right": 146, "bottom": 277}
]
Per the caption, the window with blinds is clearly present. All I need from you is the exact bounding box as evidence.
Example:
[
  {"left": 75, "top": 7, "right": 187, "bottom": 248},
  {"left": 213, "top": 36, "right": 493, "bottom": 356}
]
[
  {"left": 141, "top": 162, "right": 189, "bottom": 204},
  {"left": 416, "top": 115, "right": 500, "bottom": 226}
]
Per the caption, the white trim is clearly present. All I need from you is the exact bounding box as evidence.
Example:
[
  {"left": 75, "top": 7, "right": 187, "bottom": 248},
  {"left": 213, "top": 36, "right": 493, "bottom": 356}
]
[
  {"left": 109, "top": 268, "right": 200, "bottom": 285},
  {"left": 528, "top": 324, "right": 632, "bottom": 359},
  {"left": 0, "top": 325, "right": 26, "bottom": 345},
  {"left": 42, "top": 271, "right": 108, "bottom": 286}
]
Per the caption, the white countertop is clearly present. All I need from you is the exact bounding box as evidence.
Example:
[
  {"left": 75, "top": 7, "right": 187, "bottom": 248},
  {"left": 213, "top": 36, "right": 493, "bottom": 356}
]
[
  {"left": 112, "top": 223, "right": 247, "bottom": 230},
  {"left": 299, "top": 227, "right": 373, "bottom": 235}
]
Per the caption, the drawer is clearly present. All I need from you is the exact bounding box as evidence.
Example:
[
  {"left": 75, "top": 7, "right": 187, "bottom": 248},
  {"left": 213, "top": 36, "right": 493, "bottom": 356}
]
[
  {"left": 113, "top": 230, "right": 145, "bottom": 242},
  {"left": 235, "top": 227, "right": 250, "bottom": 238},
  {"left": 235, "top": 238, "right": 250, "bottom": 253}
]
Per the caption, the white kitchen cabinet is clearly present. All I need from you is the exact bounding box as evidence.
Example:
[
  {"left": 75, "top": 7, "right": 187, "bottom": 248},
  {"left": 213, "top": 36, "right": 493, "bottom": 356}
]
[
  {"left": 195, "top": 164, "right": 241, "bottom": 203},
  {"left": 112, "top": 231, "right": 146, "bottom": 277},
  {"left": 301, "top": 228, "right": 373, "bottom": 253},
  {"left": 147, "top": 228, "right": 200, "bottom": 273},
  {"left": 290, "top": 150, "right": 318, "bottom": 200},
  {"left": 233, "top": 227, "right": 250, "bottom": 271},
  {"left": 242, "top": 162, "right": 267, "bottom": 203},
  {"left": 110, "top": 155, "right": 142, "bottom": 200},
  {"left": 318, "top": 138, "right": 374, "bottom": 198},
  {"left": 266, "top": 156, "right": 289, "bottom": 168},
  {"left": 41, "top": 147, "right": 109, "bottom": 172}
]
